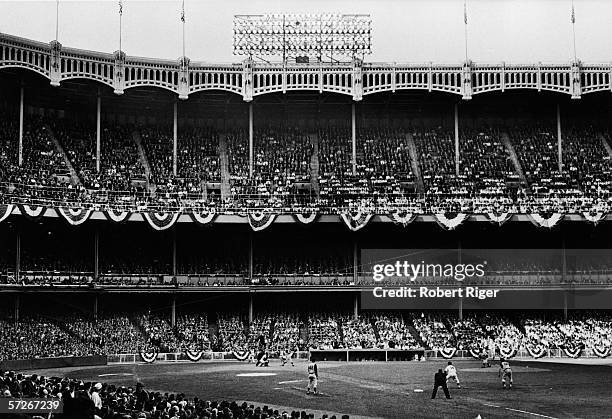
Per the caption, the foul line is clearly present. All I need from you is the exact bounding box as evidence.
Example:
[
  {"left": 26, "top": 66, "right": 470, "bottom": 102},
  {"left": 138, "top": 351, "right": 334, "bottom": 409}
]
[
  {"left": 469, "top": 398, "right": 558, "bottom": 419},
  {"left": 278, "top": 380, "right": 302, "bottom": 384},
  {"left": 504, "top": 407, "right": 558, "bottom": 419}
]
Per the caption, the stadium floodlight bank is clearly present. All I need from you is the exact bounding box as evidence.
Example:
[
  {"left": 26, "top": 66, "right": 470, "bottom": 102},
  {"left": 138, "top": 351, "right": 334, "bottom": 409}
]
[{"left": 233, "top": 13, "right": 372, "bottom": 62}]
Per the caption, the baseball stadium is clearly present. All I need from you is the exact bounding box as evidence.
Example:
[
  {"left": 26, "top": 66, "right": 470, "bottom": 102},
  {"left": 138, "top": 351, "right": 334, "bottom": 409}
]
[{"left": 1, "top": 1, "right": 612, "bottom": 418}]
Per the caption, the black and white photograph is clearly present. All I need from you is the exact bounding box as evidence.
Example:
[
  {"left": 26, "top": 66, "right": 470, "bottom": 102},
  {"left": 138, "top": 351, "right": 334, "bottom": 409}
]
[{"left": 1, "top": 0, "right": 612, "bottom": 417}]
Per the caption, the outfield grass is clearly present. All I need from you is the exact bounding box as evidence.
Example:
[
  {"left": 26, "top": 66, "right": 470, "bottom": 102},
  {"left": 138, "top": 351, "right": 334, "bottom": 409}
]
[{"left": 29, "top": 359, "right": 612, "bottom": 418}]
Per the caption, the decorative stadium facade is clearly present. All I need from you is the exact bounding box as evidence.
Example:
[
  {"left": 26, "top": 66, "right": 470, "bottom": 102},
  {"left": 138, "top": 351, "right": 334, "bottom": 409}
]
[{"left": 1, "top": 32, "right": 610, "bottom": 101}]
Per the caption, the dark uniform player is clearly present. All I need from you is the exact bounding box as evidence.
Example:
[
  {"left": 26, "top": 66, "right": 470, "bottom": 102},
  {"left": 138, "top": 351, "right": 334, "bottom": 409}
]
[
  {"left": 431, "top": 368, "right": 451, "bottom": 399},
  {"left": 307, "top": 357, "right": 318, "bottom": 394},
  {"left": 256, "top": 351, "right": 269, "bottom": 367},
  {"left": 499, "top": 358, "right": 513, "bottom": 389}
]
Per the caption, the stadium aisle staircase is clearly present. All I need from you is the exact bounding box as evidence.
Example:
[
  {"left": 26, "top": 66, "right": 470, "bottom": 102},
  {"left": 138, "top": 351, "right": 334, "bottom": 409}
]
[
  {"left": 269, "top": 317, "right": 276, "bottom": 342},
  {"left": 599, "top": 133, "right": 612, "bottom": 158},
  {"left": 309, "top": 133, "right": 320, "bottom": 196},
  {"left": 208, "top": 312, "right": 219, "bottom": 350},
  {"left": 44, "top": 124, "right": 81, "bottom": 187},
  {"left": 132, "top": 131, "right": 153, "bottom": 190},
  {"left": 219, "top": 133, "right": 231, "bottom": 200},
  {"left": 405, "top": 133, "right": 425, "bottom": 193},
  {"left": 401, "top": 313, "right": 427, "bottom": 348},
  {"left": 502, "top": 132, "right": 529, "bottom": 187},
  {"left": 369, "top": 316, "right": 381, "bottom": 341}
]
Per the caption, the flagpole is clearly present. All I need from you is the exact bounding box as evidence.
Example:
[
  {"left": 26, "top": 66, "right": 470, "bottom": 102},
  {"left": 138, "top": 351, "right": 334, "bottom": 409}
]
[
  {"left": 463, "top": 0, "right": 468, "bottom": 63},
  {"left": 55, "top": 0, "right": 59, "bottom": 41},
  {"left": 119, "top": 1, "right": 123, "bottom": 54},
  {"left": 571, "top": 0, "right": 577, "bottom": 62},
  {"left": 182, "top": 0, "right": 186, "bottom": 58}
]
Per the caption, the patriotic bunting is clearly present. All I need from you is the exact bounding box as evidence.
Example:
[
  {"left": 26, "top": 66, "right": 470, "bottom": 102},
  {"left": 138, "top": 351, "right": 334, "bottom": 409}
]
[
  {"left": 248, "top": 211, "right": 276, "bottom": 231},
  {"left": 185, "top": 350, "right": 204, "bottom": 362},
  {"left": 139, "top": 350, "right": 158, "bottom": 364},
  {"left": 498, "top": 340, "right": 518, "bottom": 359},
  {"left": 389, "top": 210, "right": 417, "bottom": 227},
  {"left": 528, "top": 213, "right": 563, "bottom": 228},
  {"left": 434, "top": 213, "right": 468, "bottom": 230},
  {"left": 232, "top": 349, "right": 250, "bottom": 361},
  {"left": 525, "top": 343, "right": 547, "bottom": 359},
  {"left": 294, "top": 211, "right": 318, "bottom": 224},
  {"left": 142, "top": 211, "right": 179, "bottom": 231},
  {"left": 340, "top": 211, "right": 373, "bottom": 231},
  {"left": 563, "top": 344, "right": 581, "bottom": 359},
  {"left": 0, "top": 204, "right": 14, "bottom": 223},
  {"left": 105, "top": 209, "right": 130, "bottom": 223},
  {"left": 57, "top": 207, "right": 92, "bottom": 226},
  {"left": 583, "top": 211, "right": 606, "bottom": 224},
  {"left": 3, "top": 204, "right": 612, "bottom": 229},
  {"left": 469, "top": 346, "right": 484, "bottom": 359},
  {"left": 439, "top": 347, "right": 457, "bottom": 359},
  {"left": 486, "top": 212, "right": 512, "bottom": 225},
  {"left": 592, "top": 343, "right": 611, "bottom": 358},
  {"left": 191, "top": 209, "right": 216, "bottom": 225},
  {"left": 18, "top": 205, "right": 46, "bottom": 219}
]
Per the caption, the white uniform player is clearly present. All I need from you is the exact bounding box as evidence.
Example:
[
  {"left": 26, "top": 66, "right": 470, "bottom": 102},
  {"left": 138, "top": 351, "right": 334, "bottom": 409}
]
[
  {"left": 280, "top": 348, "right": 294, "bottom": 366},
  {"left": 307, "top": 358, "right": 318, "bottom": 394},
  {"left": 444, "top": 361, "right": 461, "bottom": 388},
  {"left": 499, "top": 359, "right": 513, "bottom": 389}
]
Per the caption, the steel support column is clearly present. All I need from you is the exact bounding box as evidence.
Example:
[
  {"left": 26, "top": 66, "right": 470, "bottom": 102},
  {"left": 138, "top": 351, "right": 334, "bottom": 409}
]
[
  {"left": 353, "top": 239, "right": 358, "bottom": 286},
  {"left": 94, "top": 229, "right": 99, "bottom": 280},
  {"left": 249, "top": 103, "right": 254, "bottom": 178},
  {"left": 454, "top": 103, "right": 460, "bottom": 176},
  {"left": 18, "top": 86, "right": 24, "bottom": 166},
  {"left": 557, "top": 104, "right": 562, "bottom": 172},
  {"left": 172, "top": 230, "right": 177, "bottom": 277},
  {"left": 173, "top": 101, "right": 178, "bottom": 176},
  {"left": 15, "top": 232, "right": 20, "bottom": 282},
  {"left": 249, "top": 294, "right": 253, "bottom": 324},
  {"left": 352, "top": 103, "right": 357, "bottom": 176},
  {"left": 96, "top": 91, "right": 101, "bottom": 172},
  {"left": 171, "top": 295, "right": 176, "bottom": 327},
  {"left": 248, "top": 231, "right": 253, "bottom": 283},
  {"left": 93, "top": 295, "right": 98, "bottom": 321},
  {"left": 14, "top": 295, "right": 20, "bottom": 323}
]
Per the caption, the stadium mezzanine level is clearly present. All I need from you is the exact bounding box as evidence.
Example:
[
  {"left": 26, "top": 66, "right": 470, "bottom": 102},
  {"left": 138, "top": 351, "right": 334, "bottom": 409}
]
[{"left": 2, "top": 32, "right": 612, "bottom": 102}]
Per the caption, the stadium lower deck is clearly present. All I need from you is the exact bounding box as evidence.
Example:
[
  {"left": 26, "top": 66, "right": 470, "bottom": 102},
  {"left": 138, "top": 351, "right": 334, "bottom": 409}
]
[{"left": 23, "top": 359, "right": 612, "bottom": 419}]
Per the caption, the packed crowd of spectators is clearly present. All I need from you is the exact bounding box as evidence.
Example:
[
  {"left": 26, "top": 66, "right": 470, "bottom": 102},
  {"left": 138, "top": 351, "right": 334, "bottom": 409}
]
[
  {"left": 175, "top": 314, "right": 212, "bottom": 351},
  {"left": 217, "top": 313, "right": 249, "bottom": 352},
  {"left": 0, "top": 371, "right": 334, "bottom": 419},
  {"left": 178, "top": 127, "right": 220, "bottom": 189},
  {"left": 340, "top": 314, "right": 377, "bottom": 349},
  {"left": 307, "top": 313, "right": 341, "bottom": 350},
  {"left": 0, "top": 316, "right": 94, "bottom": 360},
  {"left": 2, "top": 118, "right": 612, "bottom": 213},
  {"left": 411, "top": 313, "right": 456, "bottom": 351},
  {"left": 2, "top": 311, "right": 612, "bottom": 360},
  {"left": 447, "top": 314, "right": 488, "bottom": 350},
  {"left": 62, "top": 314, "right": 152, "bottom": 354},
  {"left": 136, "top": 314, "right": 182, "bottom": 353},
  {"left": 269, "top": 313, "right": 303, "bottom": 353},
  {"left": 369, "top": 313, "right": 420, "bottom": 349}
]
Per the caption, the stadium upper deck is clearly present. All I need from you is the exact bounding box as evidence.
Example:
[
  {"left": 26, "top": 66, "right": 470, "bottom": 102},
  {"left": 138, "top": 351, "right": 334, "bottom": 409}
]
[
  {"left": 2, "top": 31, "right": 612, "bottom": 227},
  {"left": 1, "top": 32, "right": 611, "bottom": 101}
]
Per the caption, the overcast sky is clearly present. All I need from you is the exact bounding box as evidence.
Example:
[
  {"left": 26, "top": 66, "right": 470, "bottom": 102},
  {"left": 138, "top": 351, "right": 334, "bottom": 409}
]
[{"left": 1, "top": 0, "right": 610, "bottom": 64}]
